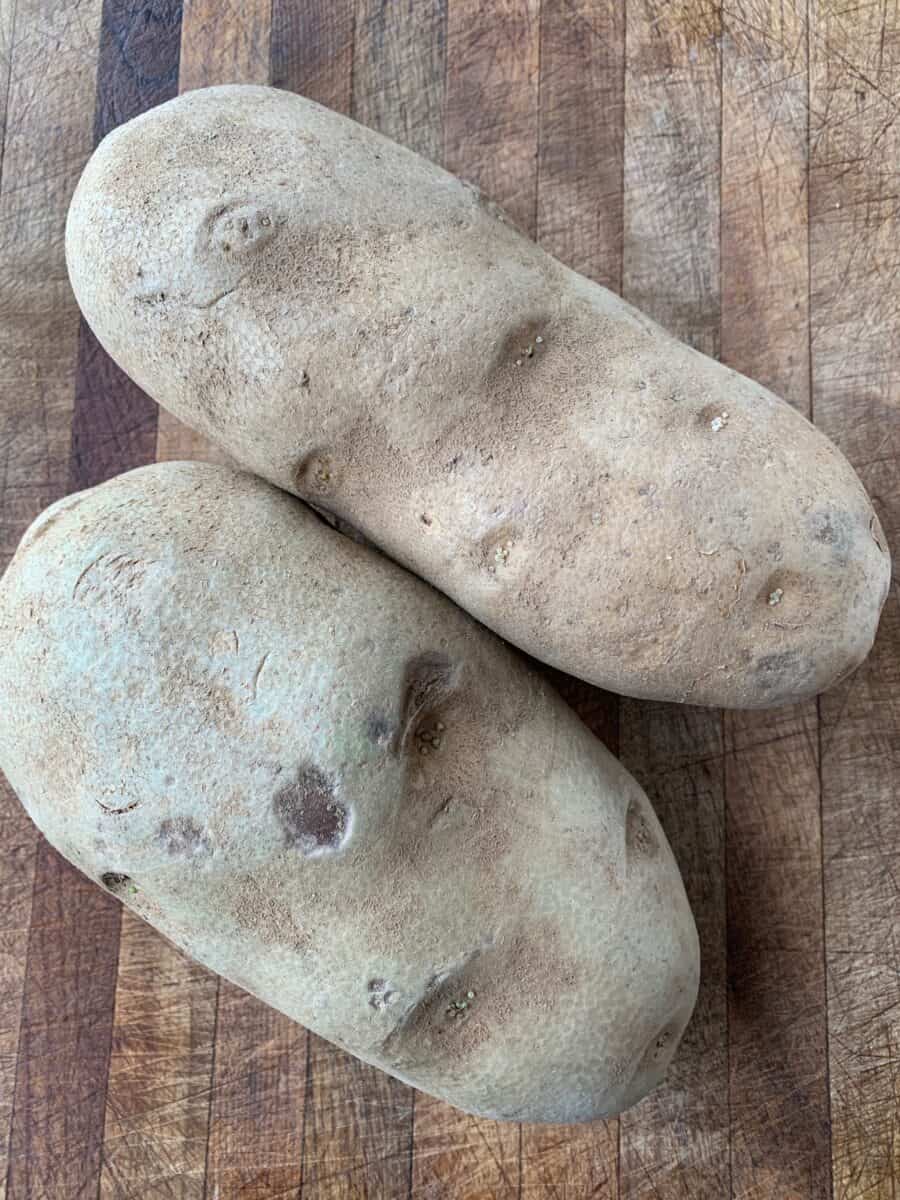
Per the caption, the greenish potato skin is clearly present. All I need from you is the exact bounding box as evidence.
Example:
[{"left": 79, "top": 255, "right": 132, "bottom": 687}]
[
  {"left": 66, "top": 85, "right": 891, "bottom": 708},
  {"left": 0, "top": 462, "right": 698, "bottom": 1123}
]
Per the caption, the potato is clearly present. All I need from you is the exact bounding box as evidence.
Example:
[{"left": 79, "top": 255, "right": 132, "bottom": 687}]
[
  {"left": 0, "top": 461, "right": 698, "bottom": 1122},
  {"left": 65, "top": 85, "right": 891, "bottom": 708}
]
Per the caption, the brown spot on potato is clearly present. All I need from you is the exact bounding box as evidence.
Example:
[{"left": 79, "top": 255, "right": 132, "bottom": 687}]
[
  {"left": 158, "top": 816, "right": 208, "bottom": 856},
  {"left": 625, "top": 797, "right": 659, "bottom": 859},
  {"left": 101, "top": 872, "right": 131, "bottom": 894},
  {"left": 274, "top": 764, "right": 348, "bottom": 855}
]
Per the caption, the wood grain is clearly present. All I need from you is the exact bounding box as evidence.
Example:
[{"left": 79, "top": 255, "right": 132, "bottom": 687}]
[
  {"left": 205, "top": 983, "right": 307, "bottom": 1200},
  {"left": 536, "top": 0, "right": 625, "bottom": 291},
  {"left": 270, "top": 0, "right": 354, "bottom": 112},
  {"left": 301, "top": 1036, "right": 413, "bottom": 1200},
  {"left": 180, "top": 0, "right": 271, "bottom": 94},
  {"left": 0, "top": 2, "right": 106, "bottom": 1197},
  {"left": 721, "top": 5, "right": 831, "bottom": 1198},
  {"left": 8, "top": 0, "right": 181, "bottom": 1194},
  {"left": 444, "top": 0, "right": 540, "bottom": 234},
  {"left": 0, "top": 0, "right": 104, "bottom": 1189},
  {"left": 99, "top": 912, "right": 217, "bottom": 1200},
  {"left": 809, "top": 5, "right": 900, "bottom": 1197},
  {"left": 353, "top": 0, "right": 446, "bottom": 162},
  {"left": 619, "top": 3, "right": 730, "bottom": 1196},
  {"left": 411, "top": 1104, "right": 518, "bottom": 1200}
]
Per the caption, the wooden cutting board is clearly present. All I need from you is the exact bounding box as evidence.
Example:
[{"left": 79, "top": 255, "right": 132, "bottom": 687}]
[{"left": 1, "top": 2, "right": 897, "bottom": 1197}]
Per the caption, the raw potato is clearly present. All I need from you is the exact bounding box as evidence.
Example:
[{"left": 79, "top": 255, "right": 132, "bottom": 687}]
[
  {"left": 0, "top": 462, "right": 698, "bottom": 1123},
  {"left": 66, "top": 85, "right": 891, "bottom": 707}
]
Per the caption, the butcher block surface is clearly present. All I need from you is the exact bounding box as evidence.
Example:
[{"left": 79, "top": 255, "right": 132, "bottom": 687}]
[{"left": 0, "top": 1, "right": 898, "bottom": 1197}]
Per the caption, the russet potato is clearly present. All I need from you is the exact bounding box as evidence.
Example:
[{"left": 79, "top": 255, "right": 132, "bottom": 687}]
[
  {"left": 0, "top": 462, "right": 698, "bottom": 1123},
  {"left": 65, "top": 85, "right": 892, "bottom": 708}
]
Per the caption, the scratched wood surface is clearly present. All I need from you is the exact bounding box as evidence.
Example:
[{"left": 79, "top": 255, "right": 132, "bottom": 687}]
[{"left": 0, "top": 1, "right": 897, "bottom": 1197}]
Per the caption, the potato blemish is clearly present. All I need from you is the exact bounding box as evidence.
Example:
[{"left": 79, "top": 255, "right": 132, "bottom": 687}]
[
  {"left": 625, "top": 796, "right": 659, "bottom": 860},
  {"left": 158, "top": 816, "right": 209, "bottom": 856},
  {"left": 273, "top": 764, "right": 349, "bottom": 855}
]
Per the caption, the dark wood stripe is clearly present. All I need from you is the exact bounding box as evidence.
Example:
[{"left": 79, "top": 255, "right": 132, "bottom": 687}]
[
  {"left": 205, "top": 983, "right": 307, "bottom": 1200},
  {"left": 353, "top": 0, "right": 446, "bottom": 163},
  {"left": 69, "top": 0, "right": 183, "bottom": 494},
  {"left": 6, "top": 4, "right": 181, "bottom": 1198},
  {"left": 522, "top": 5, "right": 624, "bottom": 1187},
  {"left": 444, "top": 0, "right": 540, "bottom": 238},
  {"left": 0, "top": 0, "right": 104, "bottom": 1194},
  {"left": 8, "top": 844, "right": 124, "bottom": 1200},
  {"left": 0, "top": 0, "right": 106, "bottom": 1182},
  {"left": 721, "top": 5, "right": 831, "bottom": 1197},
  {"left": 301, "top": 1035, "right": 414, "bottom": 1199},
  {"left": 619, "top": 2, "right": 730, "bottom": 1195},
  {"left": 99, "top": 912, "right": 218, "bottom": 1199},
  {"left": 809, "top": 5, "right": 900, "bottom": 1197},
  {"left": 179, "top": 0, "right": 272, "bottom": 94},
  {"left": 536, "top": 0, "right": 625, "bottom": 293},
  {"left": 270, "top": 0, "right": 354, "bottom": 111}
]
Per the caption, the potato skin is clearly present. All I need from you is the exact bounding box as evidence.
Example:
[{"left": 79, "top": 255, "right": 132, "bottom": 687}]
[
  {"left": 66, "top": 85, "right": 891, "bottom": 707},
  {"left": 0, "top": 462, "right": 697, "bottom": 1122}
]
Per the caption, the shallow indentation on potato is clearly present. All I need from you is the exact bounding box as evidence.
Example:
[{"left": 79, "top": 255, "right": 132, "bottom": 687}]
[
  {"left": 295, "top": 451, "right": 337, "bottom": 497},
  {"left": 697, "top": 403, "right": 730, "bottom": 432},
  {"left": 479, "top": 523, "right": 520, "bottom": 576},
  {"left": 625, "top": 796, "right": 659, "bottom": 860},
  {"left": 158, "top": 816, "right": 209, "bottom": 856},
  {"left": 757, "top": 569, "right": 807, "bottom": 612},
  {"left": 380, "top": 954, "right": 489, "bottom": 1064},
  {"left": 399, "top": 652, "right": 458, "bottom": 752},
  {"left": 368, "top": 978, "right": 398, "bottom": 1010},
  {"left": 273, "top": 764, "right": 349, "bottom": 855},
  {"left": 198, "top": 199, "right": 280, "bottom": 259},
  {"left": 490, "top": 318, "right": 551, "bottom": 373}
]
